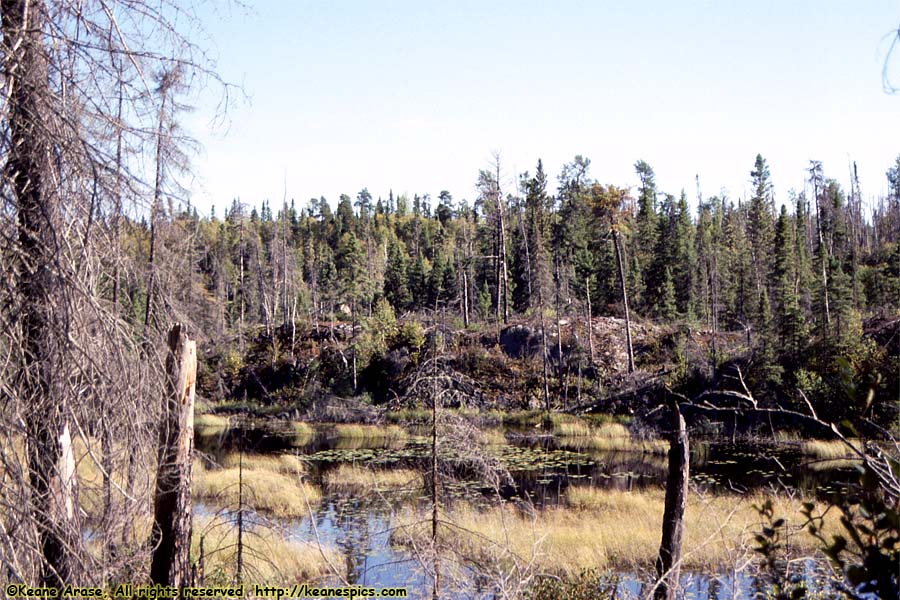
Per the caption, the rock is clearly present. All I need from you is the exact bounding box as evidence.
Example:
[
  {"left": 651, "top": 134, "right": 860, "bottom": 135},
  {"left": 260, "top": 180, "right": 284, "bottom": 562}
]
[{"left": 500, "top": 324, "right": 539, "bottom": 358}]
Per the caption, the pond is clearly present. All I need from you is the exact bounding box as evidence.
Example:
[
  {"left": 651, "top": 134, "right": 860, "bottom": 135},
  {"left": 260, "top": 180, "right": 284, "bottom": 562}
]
[{"left": 193, "top": 421, "right": 853, "bottom": 599}]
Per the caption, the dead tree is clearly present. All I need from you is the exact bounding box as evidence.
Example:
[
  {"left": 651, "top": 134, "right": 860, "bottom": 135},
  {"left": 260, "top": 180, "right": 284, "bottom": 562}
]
[
  {"left": 0, "top": 0, "right": 225, "bottom": 586},
  {"left": 2, "top": 0, "right": 79, "bottom": 585},
  {"left": 150, "top": 324, "right": 197, "bottom": 587},
  {"left": 654, "top": 396, "right": 688, "bottom": 600}
]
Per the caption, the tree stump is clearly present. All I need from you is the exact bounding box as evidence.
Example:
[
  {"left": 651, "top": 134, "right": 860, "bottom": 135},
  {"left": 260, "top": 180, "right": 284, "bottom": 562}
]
[
  {"left": 150, "top": 324, "right": 197, "bottom": 587},
  {"left": 655, "top": 397, "right": 689, "bottom": 600}
]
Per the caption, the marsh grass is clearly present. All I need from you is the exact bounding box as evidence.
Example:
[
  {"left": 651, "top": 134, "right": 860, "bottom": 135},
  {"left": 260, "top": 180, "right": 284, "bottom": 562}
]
[
  {"left": 290, "top": 421, "right": 316, "bottom": 446},
  {"left": 322, "top": 464, "right": 421, "bottom": 494},
  {"left": 554, "top": 422, "right": 669, "bottom": 454},
  {"left": 480, "top": 428, "right": 508, "bottom": 445},
  {"left": 799, "top": 439, "right": 860, "bottom": 460},
  {"left": 329, "top": 423, "right": 408, "bottom": 447},
  {"left": 193, "top": 462, "right": 320, "bottom": 517},
  {"left": 195, "top": 413, "right": 231, "bottom": 437},
  {"left": 193, "top": 515, "right": 344, "bottom": 584},
  {"left": 552, "top": 420, "right": 593, "bottom": 437},
  {"left": 394, "top": 488, "right": 836, "bottom": 577},
  {"left": 221, "top": 452, "right": 306, "bottom": 475}
]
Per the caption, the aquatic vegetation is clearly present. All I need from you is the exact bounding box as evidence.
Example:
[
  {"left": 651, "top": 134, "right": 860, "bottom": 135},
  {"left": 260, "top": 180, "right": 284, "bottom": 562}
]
[
  {"left": 330, "top": 423, "right": 408, "bottom": 444},
  {"left": 799, "top": 439, "right": 860, "bottom": 460},
  {"left": 553, "top": 419, "right": 593, "bottom": 437},
  {"left": 193, "top": 514, "right": 344, "bottom": 584},
  {"left": 554, "top": 423, "right": 669, "bottom": 454},
  {"left": 290, "top": 421, "right": 316, "bottom": 445},
  {"left": 480, "top": 428, "right": 508, "bottom": 445},
  {"left": 193, "top": 463, "right": 321, "bottom": 517},
  {"left": 195, "top": 413, "right": 231, "bottom": 434},
  {"left": 220, "top": 452, "right": 306, "bottom": 475},
  {"left": 393, "top": 489, "right": 837, "bottom": 576},
  {"left": 322, "top": 464, "right": 421, "bottom": 494}
]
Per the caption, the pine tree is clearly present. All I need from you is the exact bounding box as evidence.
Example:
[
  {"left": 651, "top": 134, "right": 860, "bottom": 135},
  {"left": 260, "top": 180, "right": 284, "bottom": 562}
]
[
  {"left": 773, "top": 205, "right": 806, "bottom": 360},
  {"left": 384, "top": 239, "right": 412, "bottom": 311},
  {"left": 633, "top": 159, "right": 658, "bottom": 312},
  {"left": 747, "top": 154, "right": 775, "bottom": 308}
]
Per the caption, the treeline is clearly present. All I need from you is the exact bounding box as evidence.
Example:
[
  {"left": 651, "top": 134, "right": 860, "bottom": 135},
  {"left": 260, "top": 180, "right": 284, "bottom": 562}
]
[{"left": 125, "top": 153, "right": 899, "bottom": 422}]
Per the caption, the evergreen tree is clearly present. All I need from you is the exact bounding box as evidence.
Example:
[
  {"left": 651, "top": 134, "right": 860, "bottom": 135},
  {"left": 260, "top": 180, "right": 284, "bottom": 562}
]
[
  {"left": 384, "top": 240, "right": 412, "bottom": 311},
  {"left": 747, "top": 154, "right": 775, "bottom": 312},
  {"left": 773, "top": 205, "right": 806, "bottom": 359},
  {"left": 633, "top": 159, "right": 658, "bottom": 312}
]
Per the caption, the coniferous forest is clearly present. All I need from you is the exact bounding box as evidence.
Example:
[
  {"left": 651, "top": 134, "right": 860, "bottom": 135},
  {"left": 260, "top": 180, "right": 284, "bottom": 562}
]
[{"left": 0, "top": 1, "right": 898, "bottom": 598}]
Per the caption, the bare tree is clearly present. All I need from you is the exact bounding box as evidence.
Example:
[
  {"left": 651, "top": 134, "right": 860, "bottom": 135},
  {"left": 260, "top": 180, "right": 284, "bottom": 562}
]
[{"left": 0, "top": 0, "right": 226, "bottom": 585}]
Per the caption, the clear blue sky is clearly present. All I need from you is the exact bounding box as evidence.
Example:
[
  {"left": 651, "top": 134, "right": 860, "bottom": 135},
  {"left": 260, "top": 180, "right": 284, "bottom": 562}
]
[{"left": 186, "top": 0, "right": 900, "bottom": 215}]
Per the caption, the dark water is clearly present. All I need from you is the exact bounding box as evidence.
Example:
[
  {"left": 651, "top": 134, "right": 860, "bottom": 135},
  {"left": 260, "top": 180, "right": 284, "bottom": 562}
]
[
  {"left": 194, "top": 422, "right": 853, "bottom": 599},
  {"left": 196, "top": 422, "right": 859, "bottom": 499}
]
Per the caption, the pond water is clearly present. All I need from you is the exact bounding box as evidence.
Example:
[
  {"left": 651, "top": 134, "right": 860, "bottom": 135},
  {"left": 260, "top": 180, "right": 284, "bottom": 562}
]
[{"left": 194, "top": 422, "right": 852, "bottom": 599}]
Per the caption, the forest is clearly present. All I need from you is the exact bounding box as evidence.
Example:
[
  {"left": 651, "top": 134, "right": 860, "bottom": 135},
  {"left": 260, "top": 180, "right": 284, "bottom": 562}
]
[{"left": 0, "top": 1, "right": 898, "bottom": 599}]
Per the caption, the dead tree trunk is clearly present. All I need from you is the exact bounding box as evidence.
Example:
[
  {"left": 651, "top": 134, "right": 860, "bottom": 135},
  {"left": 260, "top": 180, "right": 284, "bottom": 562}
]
[
  {"left": 585, "top": 276, "right": 595, "bottom": 365},
  {"left": 142, "top": 76, "right": 171, "bottom": 351},
  {"left": 496, "top": 162, "right": 510, "bottom": 325},
  {"left": 431, "top": 362, "right": 440, "bottom": 600},
  {"left": 150, "top": 324, "right": 197, "bottom": 587},
  {"left": 655, "top": 397, "right": 688, "bottom": 600},
  {"left": 3, "top": 0, "right": 79, "bottom": 585},
  {"left": 612, "top": 228, "right": 635, "bottom": 373},
  {"left": 462, "top": 269, "right": 470, "bottom": 327}
]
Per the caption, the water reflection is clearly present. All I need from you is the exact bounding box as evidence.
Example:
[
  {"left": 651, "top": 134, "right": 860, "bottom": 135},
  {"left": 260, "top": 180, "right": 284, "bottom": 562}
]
[{"left": 195, "top": 423, "right": 852, "bottom": 598}]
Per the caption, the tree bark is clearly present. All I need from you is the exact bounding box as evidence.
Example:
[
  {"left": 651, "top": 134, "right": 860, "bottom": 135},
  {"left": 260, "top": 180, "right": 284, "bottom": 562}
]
[
  {"left": 655, "top": 398, "right": 688, "bottom": 600},
  {"left": 3, "top": 0, "right": 79, "bottom": 585},
  {"left": 150, "top": 324, "right": 197, "bottom": 587}
]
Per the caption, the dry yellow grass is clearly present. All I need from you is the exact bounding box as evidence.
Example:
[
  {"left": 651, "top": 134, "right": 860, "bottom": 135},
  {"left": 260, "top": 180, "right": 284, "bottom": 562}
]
[
  {"left": 394, "top": 487, "right": 836, "bottom": 577},
  {"left": 193, "top": 515, "right": 344, "bottom": 584},
  {"left": 195, "top": 414, "right": 231, "bottom": 439},
  {"left": 480, "top": 428, "right": 509, "bottom": 445},
  {"left": 290, "top": 421, "right": 316, "bottom": 445},
  {"left": 555, "top": 423, "right": 669, "bottom": 454},
  {"left": 220, "top": 452, "right": 306, "bottom": 475},
  {"left": 323, "top": 464, "right": 421, "bottom": 494},
  {"left": 329, "top": 423, "right": 408, "bottom": 449},
  {"left": 553, "top": 420, "right": 593, "bottom": 437},
  {"left": 799, "top": 439, "right": 860, "bottom": 460},
  {"left": 332, "top": 423, "right": 407, "bottom": 441},
  {"left": 193, "top": 463, "right": 321, "bottom": 517}
]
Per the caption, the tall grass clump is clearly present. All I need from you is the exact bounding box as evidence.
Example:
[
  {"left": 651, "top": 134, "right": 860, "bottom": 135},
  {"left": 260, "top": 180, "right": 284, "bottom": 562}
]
[
  {"left": 195, "top": 413, "right": 230, "bottom": 432},
  {"left": 193, "top": 515, "right": 344, "bottom": 584},
  {"left": 220, "top": 452, "right": 306, "bottom": 475},
  {"left": 330, "top": 423, "right": 408, "bottom": 447},
  {"left": 290, "top": 421, "right": 316, "bottom": 446},
  {"left": 393, "top": 488, "right": 836, "bottom": 577},
  {"left": 193, "top": 462, "right": 320, "bottom": 517},
  {"left": 799, "top": 439, "right": 860, "bottom": 460},
  {"left": 323, "top": 464, "right": 421, "bottom": 494}
]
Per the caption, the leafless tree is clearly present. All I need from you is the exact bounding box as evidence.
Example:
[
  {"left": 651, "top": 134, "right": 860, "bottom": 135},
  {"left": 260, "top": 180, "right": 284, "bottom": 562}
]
[{"left": 0, "top": 0, "right": 227, "bottom": 586}]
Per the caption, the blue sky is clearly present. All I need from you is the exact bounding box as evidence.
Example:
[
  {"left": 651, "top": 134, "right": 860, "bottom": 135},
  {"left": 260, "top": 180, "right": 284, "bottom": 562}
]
[{"left": 186, "top": 0, "right": 900, "bottom": 215}]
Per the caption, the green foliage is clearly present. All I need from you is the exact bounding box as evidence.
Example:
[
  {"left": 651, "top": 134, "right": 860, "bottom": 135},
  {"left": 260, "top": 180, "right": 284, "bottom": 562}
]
[
  {"left": 753, "top": 499, "right": 811, "bottom": 600},
  {"left": 756, "top": 463, "right": 900, "bottom": 600},
  {"left": 393, "top": 319, "right": 425, "bottom": 358}
]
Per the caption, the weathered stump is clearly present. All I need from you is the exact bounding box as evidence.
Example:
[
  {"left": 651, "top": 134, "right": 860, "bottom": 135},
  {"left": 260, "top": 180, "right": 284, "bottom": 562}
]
[
  {"left": 655, "top": 397, "right": 689, "bottom": 600},
  {"left": 150, "top": 324, "right": 197, "bottom": 586}
]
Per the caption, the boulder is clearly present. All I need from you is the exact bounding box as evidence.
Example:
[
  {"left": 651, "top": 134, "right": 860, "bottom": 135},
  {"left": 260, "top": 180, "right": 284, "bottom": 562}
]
[{"left": 500, "top": 324, "right": 539, "bottom": 358}]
